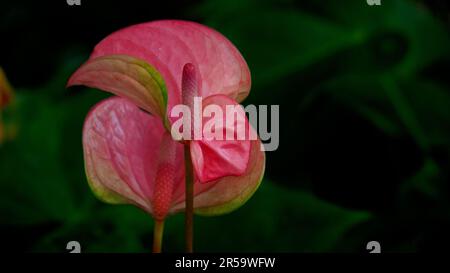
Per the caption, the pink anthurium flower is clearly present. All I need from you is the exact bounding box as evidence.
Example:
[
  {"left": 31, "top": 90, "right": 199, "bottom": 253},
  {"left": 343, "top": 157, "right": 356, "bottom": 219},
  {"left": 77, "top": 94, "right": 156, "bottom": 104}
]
[{"left": 67, "top": 20, "right": 265, "bottom": 252}]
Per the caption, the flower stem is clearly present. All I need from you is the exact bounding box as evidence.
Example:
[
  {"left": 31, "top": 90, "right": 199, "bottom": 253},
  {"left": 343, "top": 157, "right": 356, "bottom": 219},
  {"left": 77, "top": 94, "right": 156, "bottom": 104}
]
[
  {"left": 152, "top": 219, "right": 165, "bottom": 253},
  {"left": 184, "top": 144, "right": 194, "bottom": 253}
]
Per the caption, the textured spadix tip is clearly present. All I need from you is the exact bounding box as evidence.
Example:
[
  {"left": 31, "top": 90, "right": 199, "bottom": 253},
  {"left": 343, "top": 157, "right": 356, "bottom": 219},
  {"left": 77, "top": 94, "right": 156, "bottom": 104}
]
[
  {"left": 183, "top": 63, "right": 195, "bottom": 76},
  {"left": 181, "top": 63, "right": 199, "bottom": 105}
]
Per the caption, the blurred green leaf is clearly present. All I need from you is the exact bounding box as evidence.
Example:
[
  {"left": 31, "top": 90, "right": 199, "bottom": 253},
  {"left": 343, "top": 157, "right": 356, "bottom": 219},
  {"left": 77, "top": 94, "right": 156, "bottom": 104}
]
[
  {"left": 172, "top": 180, "right": 372, "bottom": 252},
  {"left": 196, "top": 0, "right": 357, "bottom": 90},
  {"left": 197, "top": 0, "right": 449, "bottom": 90},
  {"left": 0, "top": 94, "right": 76, "bottom": 225}
]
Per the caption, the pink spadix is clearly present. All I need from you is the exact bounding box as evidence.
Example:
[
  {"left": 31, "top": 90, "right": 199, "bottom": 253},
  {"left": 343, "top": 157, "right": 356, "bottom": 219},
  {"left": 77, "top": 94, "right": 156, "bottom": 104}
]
[{"left": 180, "top": 63, "right": 201, "bottom": 141}]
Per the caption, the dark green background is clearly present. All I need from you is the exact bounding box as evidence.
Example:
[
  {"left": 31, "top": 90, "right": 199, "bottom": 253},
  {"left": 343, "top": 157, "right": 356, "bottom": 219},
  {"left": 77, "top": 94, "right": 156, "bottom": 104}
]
[{"left": 0, "top": 0, "right": 449, "bottom": 252}]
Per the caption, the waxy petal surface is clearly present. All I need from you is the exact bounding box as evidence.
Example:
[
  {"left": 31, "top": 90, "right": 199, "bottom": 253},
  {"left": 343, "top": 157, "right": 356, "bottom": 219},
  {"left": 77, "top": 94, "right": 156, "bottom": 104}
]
[
  {"left": 88, "top": 20, "right": 251, "bottom": 118},
  {"left": 190, "top": 95, "right": 253, "bottom": 183},
  {"left": 83, "top": 96, "right": 263, "bottom": 218},
  {"left": 171, "top": 138, "right": 265, "bottom": 216},
  {"left": 68, "top": 55, "right": 168, "bottom": 121},
  {"left": 83, "top": 97, "right": 184, "bottom": 214}
]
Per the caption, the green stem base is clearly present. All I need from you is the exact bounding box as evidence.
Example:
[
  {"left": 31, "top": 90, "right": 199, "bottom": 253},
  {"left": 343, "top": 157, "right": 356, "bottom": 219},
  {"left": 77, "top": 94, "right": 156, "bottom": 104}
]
[
  {"left": 184, "top": 144, "right": 194, "bottom": 253},
  {"left": 153, "top": 219, "right": 165, "bottom": 253}
]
